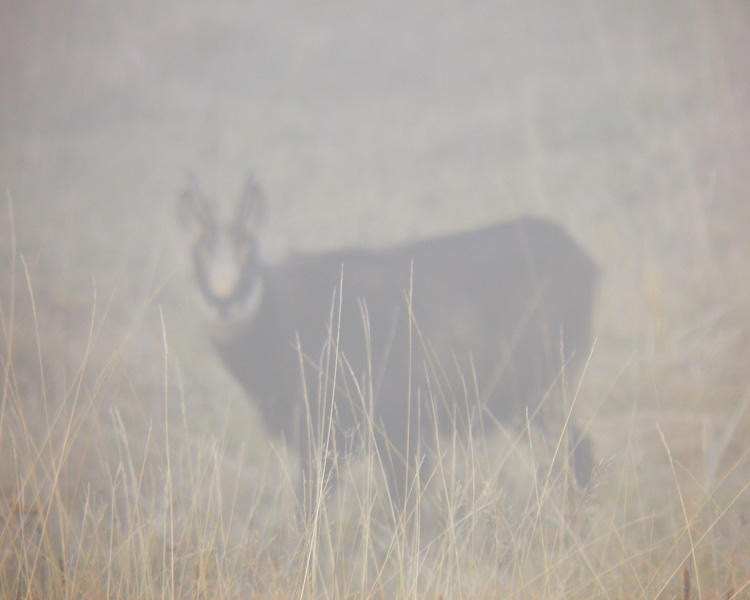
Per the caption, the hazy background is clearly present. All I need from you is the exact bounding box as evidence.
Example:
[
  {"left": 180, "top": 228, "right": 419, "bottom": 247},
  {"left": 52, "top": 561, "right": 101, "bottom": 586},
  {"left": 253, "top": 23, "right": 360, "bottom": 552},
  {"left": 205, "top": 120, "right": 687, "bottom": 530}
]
[{"left": 1, "top": 0, "right": 749, "bottom": 527}]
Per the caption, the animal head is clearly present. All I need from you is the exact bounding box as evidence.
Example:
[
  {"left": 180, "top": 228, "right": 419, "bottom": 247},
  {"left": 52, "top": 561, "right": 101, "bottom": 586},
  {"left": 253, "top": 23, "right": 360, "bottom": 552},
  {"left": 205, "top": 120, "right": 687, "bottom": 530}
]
[{"left": 177, "top": 174, "right": 267, "bottom": 333}]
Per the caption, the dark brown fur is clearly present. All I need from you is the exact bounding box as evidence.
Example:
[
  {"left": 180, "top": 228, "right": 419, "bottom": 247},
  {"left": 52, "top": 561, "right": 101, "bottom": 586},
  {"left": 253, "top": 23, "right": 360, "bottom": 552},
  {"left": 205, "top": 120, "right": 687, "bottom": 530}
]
[{"left": 179, "top": 174, "right": 597, "bottom": 501}]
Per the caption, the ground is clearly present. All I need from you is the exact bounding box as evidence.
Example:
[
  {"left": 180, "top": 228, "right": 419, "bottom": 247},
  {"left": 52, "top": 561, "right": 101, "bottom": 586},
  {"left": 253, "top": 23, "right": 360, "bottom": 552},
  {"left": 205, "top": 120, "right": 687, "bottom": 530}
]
[{"left": 1, "top": 1, "right": 749, "bottom": 598}]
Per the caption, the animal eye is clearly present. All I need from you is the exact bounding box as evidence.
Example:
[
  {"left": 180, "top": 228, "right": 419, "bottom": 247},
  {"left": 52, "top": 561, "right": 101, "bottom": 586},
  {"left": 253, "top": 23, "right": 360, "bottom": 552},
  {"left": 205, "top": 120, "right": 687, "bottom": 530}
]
[
  {"left": 198, "top": 243, "right": 212, "bottom": 267},
  {"left": 237, "top": 239, "right": 254, "bottom": 263}
]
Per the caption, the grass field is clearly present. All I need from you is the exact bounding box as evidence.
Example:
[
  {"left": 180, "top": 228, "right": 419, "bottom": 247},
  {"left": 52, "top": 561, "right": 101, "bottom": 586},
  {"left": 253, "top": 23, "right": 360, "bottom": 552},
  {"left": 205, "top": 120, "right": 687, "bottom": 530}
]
[{"left": 1, "top": 1, "right": 749, "bottom": 597}]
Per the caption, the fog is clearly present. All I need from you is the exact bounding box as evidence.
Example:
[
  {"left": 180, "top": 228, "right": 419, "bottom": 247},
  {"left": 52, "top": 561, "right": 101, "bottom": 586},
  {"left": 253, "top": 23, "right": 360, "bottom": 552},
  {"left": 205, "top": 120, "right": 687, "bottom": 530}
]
[{"left": 1, "top": 1, "right": 749, "bottom": 594}]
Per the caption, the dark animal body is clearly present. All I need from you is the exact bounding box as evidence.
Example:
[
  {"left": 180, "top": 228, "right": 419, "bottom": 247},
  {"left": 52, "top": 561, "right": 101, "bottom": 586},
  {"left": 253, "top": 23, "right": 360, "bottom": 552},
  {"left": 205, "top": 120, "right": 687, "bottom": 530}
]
[{"left": 179, "top": 175, "right": 597, "bottom": 500}]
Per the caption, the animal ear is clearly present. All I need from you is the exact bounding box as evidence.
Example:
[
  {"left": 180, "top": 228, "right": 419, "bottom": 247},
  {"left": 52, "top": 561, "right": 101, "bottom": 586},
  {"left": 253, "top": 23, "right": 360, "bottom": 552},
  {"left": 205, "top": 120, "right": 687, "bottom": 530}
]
[
  {"left": 235, "top": 172, "right": 268, "bottom": 229},
  {"left": 177, "top": 173, "right": 214, "bottom": 235}
]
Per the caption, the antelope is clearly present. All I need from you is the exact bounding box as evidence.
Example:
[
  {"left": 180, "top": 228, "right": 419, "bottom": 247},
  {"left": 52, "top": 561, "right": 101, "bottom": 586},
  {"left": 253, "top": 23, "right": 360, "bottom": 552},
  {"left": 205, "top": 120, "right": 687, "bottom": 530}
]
[{"left": 178, "top": 174, "right": 597, "bottom": 503}]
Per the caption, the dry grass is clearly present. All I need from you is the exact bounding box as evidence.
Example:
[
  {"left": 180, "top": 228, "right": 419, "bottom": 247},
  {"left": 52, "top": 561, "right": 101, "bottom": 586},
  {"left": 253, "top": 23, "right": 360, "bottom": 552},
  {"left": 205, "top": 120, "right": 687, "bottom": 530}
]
[
  {"left": 2, "top": 3, "right": 749, "bottom": 597},
  {"left": 2, "top": 198, "right": 750, "bottom": 599}
]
